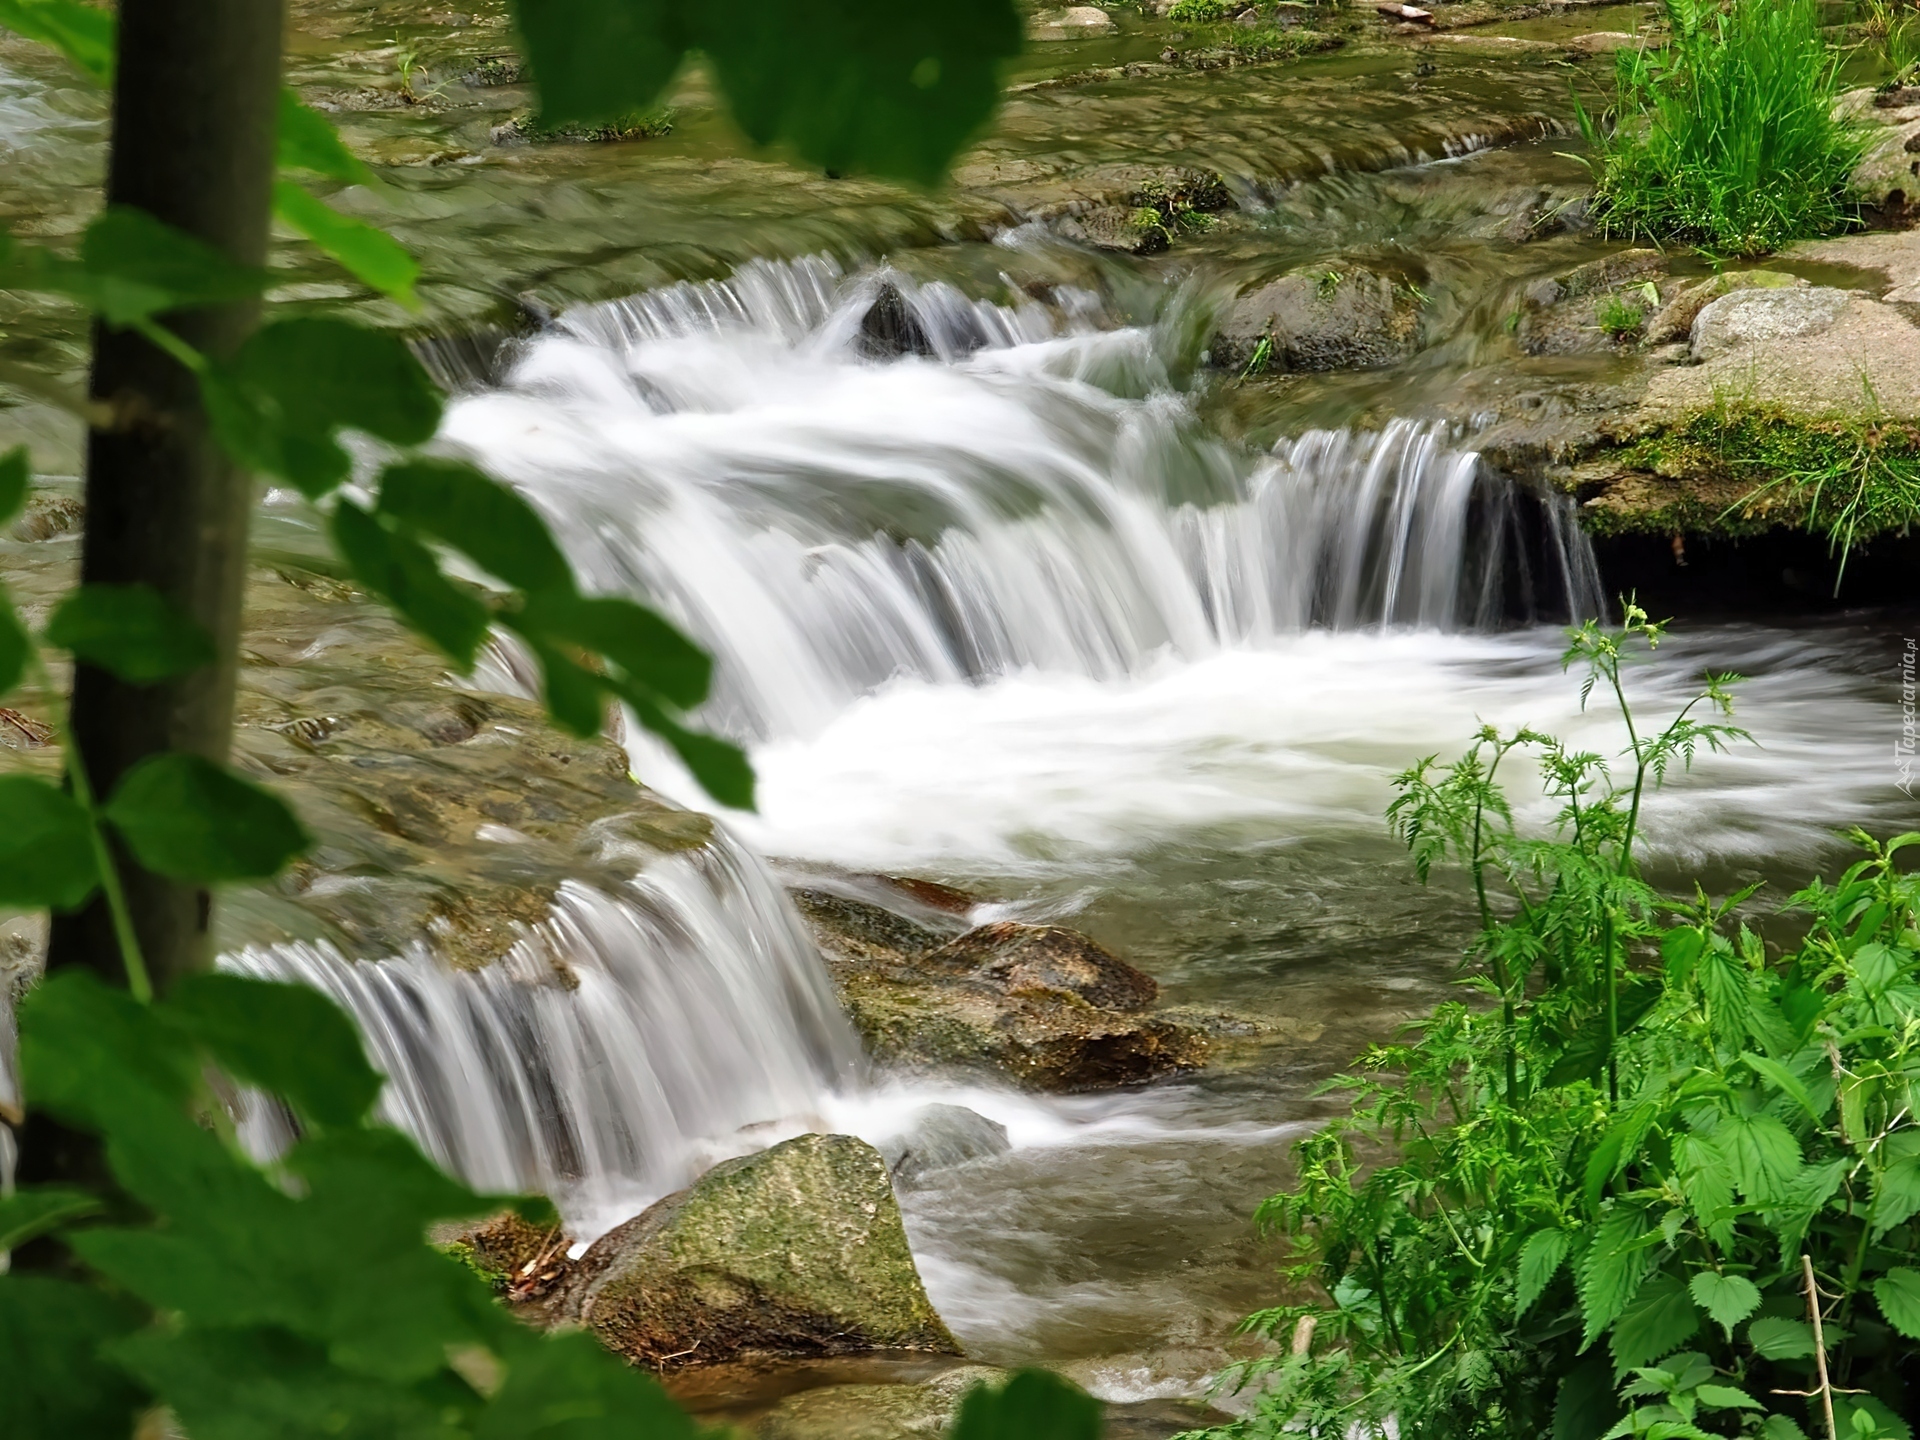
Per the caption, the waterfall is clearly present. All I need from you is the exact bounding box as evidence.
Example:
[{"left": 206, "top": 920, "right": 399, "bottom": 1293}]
[
  {"left": 212, "top": 257, "right": 1603, "bottom": 1229},
  {"left": 440, "top": 257, "right": 1604, "bottom": 743},
  {"left": 224, "top": 834, "right": 862, "bottom": 1237}
]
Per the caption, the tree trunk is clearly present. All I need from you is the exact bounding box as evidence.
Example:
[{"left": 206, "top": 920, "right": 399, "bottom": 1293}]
[{"left": 45, "top": 0, "right": 285, "bottom": 995}]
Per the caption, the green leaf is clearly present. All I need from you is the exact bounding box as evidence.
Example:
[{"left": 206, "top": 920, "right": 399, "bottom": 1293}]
[
  {"left": 1719, "top": 1112, "right": 1801, "bottom": 1206},
  {"left": 206, "top": 317, "right": 442, "bottom": 497},
  {"left": 1871, "top": 1155, "right": 1920, "bottom": 1237},
  {"left": 103, "top": 753, "right": 311, "bottom": 882},
  {"left": 948, "top": 1368, "right": 1103, "bottom": 1440},
  {"left": 0, "top": 0, "right": 114, "bottom": 84},
  {"left": 512, "top": 0, "right": 1023, "bottom": 187},
  {"left": 523, "top": 592, "right": 711, "bottom": 709},
  {"left": 1693, "top": 1385, "right": 1763, "bottom": 1412},
  {"left": 520, "top": 632, "right": 606, "bottom": 736},
  {"left": 1746, "top": 1315, "right": 1817, "bottom": 1359},
  {"left": 376, "top": 460, "right": 572, "bottom": 596},
  {"left": 0, "top": 1276, "right": 149, "bottom": 1439},
  {"left": 273, "top": 183, "right": 419, "bottom": 308},
  {"left": 693, "top": 2, "right": 1024, "bottom": 187},
  {"left": 1688, "top": 1271, "right": 1761, "bottom": 1337},
  {"left": 331, "top": 500, "right": 491, "bottom": 667},
  {"left": 1610, "top": 1271, "right": 1700, "bottom": 1372},
  {"left": 1585, "top": 1103, "right": 1658, "bottom": 1211},
  {"left": 478, "top": 1329, "right": 699, "bottom": 1439},
  {"left": 1763, "top": 1417, "right": 1812, "bottom": 1440},
  {"left": 0, "top": 444, "right": 27, "bottom": 523},
  {"left": 0, "top": 775, "right": 99, "bottom": 910},
  {"left": 1518, "top": 1228, "right": 1572, "bottom": 1317},
  {"left": 0, "top": 597, "right": 28, "bottom": 696},
  {"left": 19, "top": 969, "right": 198, "bottom": 1131},
  {"left": 277, "top": 91, "right": 376, "bottom": 185},
  {"left": 623, "top": 686, "right": 755, "bottom": 810},
  {"left": 163, "top": 974, "right": 383, "bottom": 1129},
  {"left": 0, "top": 1187, "right": 102, "bottom": 1250},
  {"left": 45, "top": 584, "right": 216, "bottom": 683},
  {"left": 1555, "top": 1353, "right": 1621, "bottom": 1440},
  {"left": 1873, "top": 1267, "right": 1920, "bottom": 1339},
  {"left": 111, "top": 1324, "right": 482, "bottom": 1440},
  {"left": 44, "top": 206, "right": 269, "bottom": 326},
  {"left": 1578, "top": 1207, "right": 1652, "bottom": 1349},
  {"left": 1740, "top": 1052, "right": 1822, "bottom": 1123}
]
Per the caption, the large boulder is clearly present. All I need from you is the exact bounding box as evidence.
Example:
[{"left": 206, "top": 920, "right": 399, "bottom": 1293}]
[
  {"left": 1211, "top": 265, "right": 1422, "bottom": 372},
  {"left": 569, "top": 1134, "right": 958, "bottom": 1368},
  {"left": 794, "top": 892, "right": 1209, "bottom": 1090},
  {"left": 1689, "top": 286, "right": 1855, "bottom": 362}
]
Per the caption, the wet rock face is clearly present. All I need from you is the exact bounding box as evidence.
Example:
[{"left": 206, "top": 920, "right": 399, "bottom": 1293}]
[
  {"left": 1516, "top": 248, "right": 1670, "bottom": 356},
  {"left": 926, "top": 921, "right": 1158, "bottom": 1012},
  {"left": 794, "top": 892, "right": 1207, "bottom": 1090},
  {"left": 857, "top": 284, "right": 937, "bottom": 360},
  {"left": 1211, "top": 266, "right": 1423, "bottom": 373},
  {"left": 568, "top": 1134, "right": 959, "bottom": 1369}
]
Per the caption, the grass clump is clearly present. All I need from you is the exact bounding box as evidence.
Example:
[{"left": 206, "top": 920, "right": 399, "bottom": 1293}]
[
  {"left": 1168, "top": 0, "right": 1237, "bottom": 19},
  {"left": 1579, "top": 0, "right": 1865, "bottom": 255}
]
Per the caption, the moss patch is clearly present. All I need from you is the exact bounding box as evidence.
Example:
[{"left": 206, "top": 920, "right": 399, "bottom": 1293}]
[{"left": 1584, "top": 408, "right": 1920, "bottom": 562}]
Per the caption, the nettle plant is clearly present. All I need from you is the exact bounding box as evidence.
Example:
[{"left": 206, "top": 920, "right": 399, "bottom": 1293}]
[
  {"left": 0, "top": 0, "right": 1101, "bottom": 1435},
  {"left": 1191, "top": 611, "right": 1920, "bottom": 1440}
]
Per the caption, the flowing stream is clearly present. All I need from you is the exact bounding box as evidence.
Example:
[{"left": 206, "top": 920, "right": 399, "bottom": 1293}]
[
  {"left": 1, "top": 7, "right": 1915, "bottom": 1421},
  {"left": 228, "top": 262, "right": 1911, "bottom": 1410}
]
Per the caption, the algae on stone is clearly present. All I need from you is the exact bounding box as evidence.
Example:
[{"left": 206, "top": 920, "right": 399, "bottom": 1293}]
[{"left": 573, "top": 1134, "right": 959, "bottom": 1369}]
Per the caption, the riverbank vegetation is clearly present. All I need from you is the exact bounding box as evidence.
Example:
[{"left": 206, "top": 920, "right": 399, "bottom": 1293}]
[
  {"left": 1580, "top": 0, "right": 1864, "bottom": 255},
  {"left": 1194, "top": 608, "right": 1920, "bottom": 1440}
]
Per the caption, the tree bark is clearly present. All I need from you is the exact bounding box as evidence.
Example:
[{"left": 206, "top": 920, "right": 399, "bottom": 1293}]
[{"left": 44, "top": 0, "right": 285, "bottom": 995}]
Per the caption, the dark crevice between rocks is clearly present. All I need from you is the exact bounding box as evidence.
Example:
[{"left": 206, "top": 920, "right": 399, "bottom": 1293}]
[{"left": 1591, "top": 527, "right": 1920, "bottom": 617}]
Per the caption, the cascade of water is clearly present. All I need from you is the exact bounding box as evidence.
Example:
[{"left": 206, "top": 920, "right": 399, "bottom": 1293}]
[
  {"left": 225, "top": 834, "right": 862, "bottom": 1236},
  {"left": 442, "top": 257, "right": 1605, "bottom": 744}
]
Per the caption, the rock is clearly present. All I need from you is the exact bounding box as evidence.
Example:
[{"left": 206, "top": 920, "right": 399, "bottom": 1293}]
[
  {"left": 570, "top": 1134, "right": 958, "bottom": 1369},
  {"left": 1836, "top": 86, "right": 1920, "bottom": 225},
  {"left": 858, "top": 284, "right": 936, "bottom": 360},
  {"left": 1690, "top": 286, "right": 1855, "bottom": 361},
  {"left": 1561, "top": 248, "right": 1668, "bottom": 298},
  {"left": 1789, "top": 227, "right": 1920, "bottom": 304},
  {"left": 433, "top": 1210, "right": 569, "bottom": 1300},
  {"left": 796, "top": 894, "right": 1208, "bottom": 1090},
  {"left": 1211, "top": 266, "right": 1423, "bottom": 372},
  {"left": 926, "top": 921, "right": 1158, "bottom": 1012},
  {"left": 1644, "top": 269, "right": 1804, "bottom": 345},
  {"left": 1566, "top": 31, "right": 1640, "bottom": 53},
  {"left": 461, "top": 54, "right": 524, "bottom": 86},
  {"left": 1523, "top": 276, "right": 1565, "bottom": 308},
  {"left": 1030, "top": 5, "right": 1117, "bottom": 39},
  {"left": 879, "top": 1104, "right": 1012, "bottom": 1186},
  {"left": 1057, "top": 205, "right": 1169, "bottom": 255},
  {"left": 751, "top": 1366, "right": 1010, "bottom": 1440}
]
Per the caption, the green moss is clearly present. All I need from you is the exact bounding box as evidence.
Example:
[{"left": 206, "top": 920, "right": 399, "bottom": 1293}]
[
  {"left": 438, "top": 1240, "right": 511, "bottom": 1294},
  {"left": 1167, "top": 0, "right": 1235, "bottom": 19},
  {"left": 1600, "top": 408, "right": 1920, "bottom": 568}
]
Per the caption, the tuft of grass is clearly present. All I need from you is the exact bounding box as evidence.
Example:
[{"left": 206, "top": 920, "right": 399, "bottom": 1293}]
[
  {"left": 1594, "top": 291, "right": 1645, "bottom": 339},
  {"left": 1577, "top": 0, "right": 1865, "bottom": 255}
]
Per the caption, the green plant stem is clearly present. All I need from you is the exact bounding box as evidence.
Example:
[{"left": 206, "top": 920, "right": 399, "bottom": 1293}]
[{"left": 26, "top": 657, "right": 153, "bottom": 1002}]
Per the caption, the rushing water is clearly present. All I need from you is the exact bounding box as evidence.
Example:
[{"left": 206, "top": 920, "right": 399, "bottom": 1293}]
[{"left": 209, "top": 261, "right": 1914, "bottom": 1409}]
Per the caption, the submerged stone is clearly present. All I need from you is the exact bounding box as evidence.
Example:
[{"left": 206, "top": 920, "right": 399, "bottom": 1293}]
[
  {"left": 879, "top": 1103, "right": 1012, "bottom": 1186},
  {"left": 750, "top": 1366, "right": 1010, "bottom": 1440},
  {"left": 1211, "top": 265, "right": 1423, "bottom": 373},
  {"left": 571, "top": 1134, "right": 959, "bottom": 1369}
]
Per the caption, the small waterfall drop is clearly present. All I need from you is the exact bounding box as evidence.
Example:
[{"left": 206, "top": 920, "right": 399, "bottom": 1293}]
[
  {"left": 441, "top": 258, "right": 1604, "bottom": 743},
  {"left": 225, "top": 835, "right": 861, "bottom": 1237}
]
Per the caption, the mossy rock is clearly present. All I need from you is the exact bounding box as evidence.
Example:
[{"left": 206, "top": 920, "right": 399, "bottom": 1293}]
[
  {"left": 572, "top": 1134, "right": 959, "bottom": 1369},
  {"left": 1212, "top": 265, "right": 1424, "bottom": 373}
]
